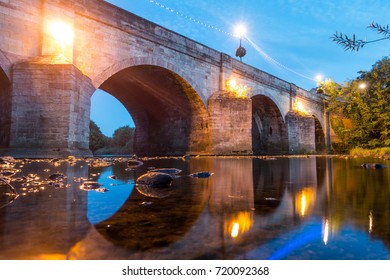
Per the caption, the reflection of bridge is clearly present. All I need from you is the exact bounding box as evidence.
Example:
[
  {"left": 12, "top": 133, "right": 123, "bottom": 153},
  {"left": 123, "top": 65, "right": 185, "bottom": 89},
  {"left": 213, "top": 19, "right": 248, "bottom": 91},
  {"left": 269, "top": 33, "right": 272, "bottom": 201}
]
[
  {"left": 1, "top": 0, "right": 330, "bottom": 158},
  {"left": 86, "top": 157, "right": 331, "bottom": 259}
]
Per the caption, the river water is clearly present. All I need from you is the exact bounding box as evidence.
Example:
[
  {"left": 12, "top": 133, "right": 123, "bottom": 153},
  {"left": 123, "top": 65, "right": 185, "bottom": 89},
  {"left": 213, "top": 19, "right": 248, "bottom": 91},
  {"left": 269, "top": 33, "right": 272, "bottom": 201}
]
[{"left": 0, "top": 156, "right": 389, "bottom": 260}]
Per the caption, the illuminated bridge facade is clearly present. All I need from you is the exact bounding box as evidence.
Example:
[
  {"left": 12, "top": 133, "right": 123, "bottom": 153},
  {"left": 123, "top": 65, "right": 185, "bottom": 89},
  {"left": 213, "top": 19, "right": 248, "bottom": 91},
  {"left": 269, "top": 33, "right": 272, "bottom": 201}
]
[{"left": 0, "top": 0, "right": 330, "bottom": 157}]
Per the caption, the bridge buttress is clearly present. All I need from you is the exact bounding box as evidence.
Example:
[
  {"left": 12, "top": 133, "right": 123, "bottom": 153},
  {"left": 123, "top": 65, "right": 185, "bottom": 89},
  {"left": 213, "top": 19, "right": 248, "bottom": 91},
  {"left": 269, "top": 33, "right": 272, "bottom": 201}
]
[
  {"left": 285, "top": 111, "right": 316, "bottom": 154},
  {"left": 5, "top": 56, "right": 94, "bottom": 158},
  {"left": 208, "top": 91, "right": 252, "bottom": 155}
]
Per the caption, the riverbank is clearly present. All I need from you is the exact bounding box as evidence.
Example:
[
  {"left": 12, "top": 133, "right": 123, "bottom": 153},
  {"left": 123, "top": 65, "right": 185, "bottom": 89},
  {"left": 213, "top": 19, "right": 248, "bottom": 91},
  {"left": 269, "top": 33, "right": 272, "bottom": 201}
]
[{"left": 349, "top": 147, "right": 390, "bottom": 158}]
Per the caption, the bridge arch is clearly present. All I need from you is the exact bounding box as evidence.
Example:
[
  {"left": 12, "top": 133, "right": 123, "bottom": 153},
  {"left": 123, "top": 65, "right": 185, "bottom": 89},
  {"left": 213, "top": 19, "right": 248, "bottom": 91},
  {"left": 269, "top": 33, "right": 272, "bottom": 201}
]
[
  {"left": 313, "top": 115, "right": 326, "bottom": 153},
  {"left": 93, "top": 62, "right": 211, "bottom": 156},
  {"left": 92, "top": 57, "right": 207, "bottom": 106},
  {"left": 251, "top": 95, "right": 289, "bottom": 155}
]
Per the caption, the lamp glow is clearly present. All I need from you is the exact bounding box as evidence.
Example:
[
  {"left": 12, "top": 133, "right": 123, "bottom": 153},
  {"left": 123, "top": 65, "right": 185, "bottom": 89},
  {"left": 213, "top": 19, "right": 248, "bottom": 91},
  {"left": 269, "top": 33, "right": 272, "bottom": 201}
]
[
  {"left": 49, "top": 21, "right": 74, "bottom": 49},
  {"left": 225, "top": 79, "right": 250, "bottom": 98},
  {"left": 358, "top": 82, "right": 367, "bottom": 89},
  {"left": 234, "top": 24, "right": 247, "bottom": 38},
  {"left": 315, "top": 74, "right": 323, "bottom": 82}
]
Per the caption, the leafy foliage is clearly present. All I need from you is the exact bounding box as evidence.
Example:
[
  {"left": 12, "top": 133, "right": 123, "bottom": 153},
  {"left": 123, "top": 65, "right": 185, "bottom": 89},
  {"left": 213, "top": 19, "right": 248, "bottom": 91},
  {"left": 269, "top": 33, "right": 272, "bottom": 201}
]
[
  {"left": 332, "top": 22, "right": 390, "bottom": 51},
  {"left": 89, "top": 122, "right": 135, "bottom": 155},
  {"left": 323, "top": 57, "right": 390, "bottom": 150},
  {"left": 89, "top": 120, "right": 108, "bottom": 152}
]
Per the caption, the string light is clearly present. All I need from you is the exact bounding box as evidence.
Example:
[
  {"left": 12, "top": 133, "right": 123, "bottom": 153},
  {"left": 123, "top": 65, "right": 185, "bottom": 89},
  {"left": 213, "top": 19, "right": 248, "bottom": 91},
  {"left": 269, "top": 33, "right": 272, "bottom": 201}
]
[{"left": 145, "top": 0, "right": 315, "bottom": 82}]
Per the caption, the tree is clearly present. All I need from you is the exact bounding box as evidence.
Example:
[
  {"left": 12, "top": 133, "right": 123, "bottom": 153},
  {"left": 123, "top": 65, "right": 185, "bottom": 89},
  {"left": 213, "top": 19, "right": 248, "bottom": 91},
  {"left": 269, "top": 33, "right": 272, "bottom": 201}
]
[
  {"left": 323, "top": 57, "right": 390, "bottom": 149},
  {"left": 332, "top": 22, "right": 390, "bottom": 51},
  {"left": 112, "top": 125, "right": 135, "bottom": 153},
  {"left": 89, "top": 120, "right": 108, "bottom": 152}
]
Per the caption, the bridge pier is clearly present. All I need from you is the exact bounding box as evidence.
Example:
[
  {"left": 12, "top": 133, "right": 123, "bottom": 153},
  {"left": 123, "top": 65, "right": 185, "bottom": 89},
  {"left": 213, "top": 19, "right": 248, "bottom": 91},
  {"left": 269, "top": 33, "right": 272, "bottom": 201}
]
[
  {"left": 4, "top": 55, "right": 94, "bottom": 158},
  {"left": 286, "top": 111, "right": 316, "bottom": 154},
  {"left": 208, "top": 91, "right": 252, "bottom": 155}
]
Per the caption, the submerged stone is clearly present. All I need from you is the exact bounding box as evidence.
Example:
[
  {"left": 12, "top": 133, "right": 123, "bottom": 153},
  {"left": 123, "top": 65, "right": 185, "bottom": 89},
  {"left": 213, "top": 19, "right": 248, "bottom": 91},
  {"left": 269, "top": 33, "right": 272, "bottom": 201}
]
[
  {"left": 136, "top": 172, "right": 173, "bottom": 187},
  {"left": 361, "top": 163, "right": 387, "bottom": 169},
  {"left": 136, "top": 184, "right": 174, "bottom": 199},
  {"left": 127, "top": 159, "right": 144, "bottom": 169},
  {"left": 148, "top": 168, "right": 182, "bottom": 175},
  {"left": 189, "top": 171, "right": 213, "bottom": 178},
  {"left": 80, "top": 181, "right": 102, "bottom": 191},
  {"left": 48, "top": 173, "right": 67, "bottom": 181}
]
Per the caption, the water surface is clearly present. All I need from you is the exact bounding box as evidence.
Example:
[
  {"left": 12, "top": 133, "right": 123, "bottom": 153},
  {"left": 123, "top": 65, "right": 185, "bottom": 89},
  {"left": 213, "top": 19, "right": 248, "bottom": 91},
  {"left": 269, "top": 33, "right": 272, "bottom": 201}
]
[{"left": 0, "top": 156, "right": 389, "bottom": 260}]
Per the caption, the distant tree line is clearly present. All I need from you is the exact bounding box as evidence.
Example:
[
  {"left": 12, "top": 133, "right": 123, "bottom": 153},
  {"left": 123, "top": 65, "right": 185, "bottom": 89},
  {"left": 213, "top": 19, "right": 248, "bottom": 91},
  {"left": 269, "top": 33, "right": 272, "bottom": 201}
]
[
  {"left": 89, "top": 120, "right": 135, "bottom": 155},
  {"left": 319, "top": 56, "right": 390, "bottom": 153}
]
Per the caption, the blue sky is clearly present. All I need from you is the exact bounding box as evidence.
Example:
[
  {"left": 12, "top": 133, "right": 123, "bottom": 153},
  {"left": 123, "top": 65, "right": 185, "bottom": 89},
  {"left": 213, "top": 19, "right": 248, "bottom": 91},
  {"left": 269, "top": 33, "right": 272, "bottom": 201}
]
[{"left": 92, "top": 0, "right": 390, "bottom": 136}]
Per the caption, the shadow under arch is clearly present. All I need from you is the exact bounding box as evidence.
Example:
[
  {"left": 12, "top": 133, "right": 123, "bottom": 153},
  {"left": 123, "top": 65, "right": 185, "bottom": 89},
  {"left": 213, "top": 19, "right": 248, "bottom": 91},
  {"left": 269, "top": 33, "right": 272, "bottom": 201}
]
[
  {"left": 251, "top": 95, "right": 288, "bottom": 155},
  {"left": 94, "top": 174, "right": 210, "bottom": 252},
  {"left": 95, "top": 64, "right": 211, "bottom": 156},
  {"left": 0, "top": 65, "right": 11, "bottom": 147},
  {"left": 252, "top": 158, "right": 289, "bottom": 215},
  {"left": 312, "top": 115, "right": 326, "bottom": 153}
]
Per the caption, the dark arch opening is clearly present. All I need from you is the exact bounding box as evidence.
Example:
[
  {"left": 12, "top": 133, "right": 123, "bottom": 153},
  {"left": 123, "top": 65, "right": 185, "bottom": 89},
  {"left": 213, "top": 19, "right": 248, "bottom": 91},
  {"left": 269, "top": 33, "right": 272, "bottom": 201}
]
[
  {"left": 251, "top": 95, "right": 288, "bottom": 155},
  {"left": 99, "top": 65, "right": 210, "bottom": 156},
  {"left": 0, "top": 67, "right": 11, "bottom": 148},
  {"left": 313, "top": 116, "right": 326, "bottom": 153},
  {"left": 252, "top": 158, "right": 289, "bottom": 215}
]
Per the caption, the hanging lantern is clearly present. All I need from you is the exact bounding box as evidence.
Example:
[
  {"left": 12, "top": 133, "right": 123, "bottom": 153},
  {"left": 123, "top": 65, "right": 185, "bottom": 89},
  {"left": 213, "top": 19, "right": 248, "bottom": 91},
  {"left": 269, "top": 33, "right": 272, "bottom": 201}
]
[{"left": 235, "top": 46, "right": 247, "bottom": 59}]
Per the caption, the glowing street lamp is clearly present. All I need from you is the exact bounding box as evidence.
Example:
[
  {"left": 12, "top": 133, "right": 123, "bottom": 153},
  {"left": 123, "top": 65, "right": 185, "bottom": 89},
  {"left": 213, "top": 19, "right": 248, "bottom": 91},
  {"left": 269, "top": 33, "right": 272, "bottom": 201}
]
[
  {"left": 315, "top": 74, "right": 324, "bottom": 83},
  {"left": 234, "top": 23, "right": 247, "bottom": 62},
  {"left": 358, "top": 82, "right": 367, "bottom": 90},
  {"left": 48, "top": 21, "right": 74, "bottom": 56}
]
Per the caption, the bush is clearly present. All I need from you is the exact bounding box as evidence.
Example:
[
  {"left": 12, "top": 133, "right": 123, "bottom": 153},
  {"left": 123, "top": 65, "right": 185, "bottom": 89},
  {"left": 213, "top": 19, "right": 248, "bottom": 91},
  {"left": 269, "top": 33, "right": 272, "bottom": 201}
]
[{"left": 350, "top": 147, "right": 390, "bottom": 157}]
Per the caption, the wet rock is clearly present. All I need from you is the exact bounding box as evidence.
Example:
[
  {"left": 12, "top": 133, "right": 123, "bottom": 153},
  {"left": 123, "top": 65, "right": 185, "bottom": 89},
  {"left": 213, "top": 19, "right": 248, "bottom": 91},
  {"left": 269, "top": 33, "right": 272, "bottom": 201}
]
[
  {"left": 140, "top": 201, "right": 153, "bottom": 206},
  {"left": 80, "top": 181, "right": 102, "bottom": 191},
  {"left": 361, "top": 163, "right": 387, "bottom": 169},
  {"left": 48, "top": 173, "right": 67, "bottom": 181},
  {"left": 0, "top": 169, "right": 20, "bottom": 178},
  {"left": 148, "top": 168, "right": 182, "bottom": 175},
  {"left": 89, "top": 158, "right": 112, "bottom": 168},
  {"left": 136, "top": 184, "right": 174, "bottom": 199},
  {"left": 0, "top": 157, "right": 15, "bottom": 169},
  {"left": 182, "top": 154, "right": 191, "bottom": 161},
  {"left": 189, "top": 171, "right": 213, "bottom": 178},
  {"left": 127, "top": 159, "right": 143, "bottom": 169},
  {"left": 136, "top": 172, "right": 173, "bottom": 187}
]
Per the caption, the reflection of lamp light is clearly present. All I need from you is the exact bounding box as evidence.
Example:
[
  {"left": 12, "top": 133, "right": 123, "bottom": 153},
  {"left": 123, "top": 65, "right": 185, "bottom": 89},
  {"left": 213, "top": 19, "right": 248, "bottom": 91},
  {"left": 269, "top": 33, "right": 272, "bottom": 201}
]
[
  {"left": 369, "top": 211, "right": 373, "bottom": 233},
  {"left": 295, "top": 187, "right": 316, "bottom": 217},
  {"left": 322, "top": 219, "right": 329, "bottom": 245},
  {"left": 300, "top": 193, "right": 307, "bottom": 216},
  {"left": 227, "top": 211, "right": 253, "bottom": 239},
  {"left": 231, "top": 223, "right": 240, "bottom": 238}
]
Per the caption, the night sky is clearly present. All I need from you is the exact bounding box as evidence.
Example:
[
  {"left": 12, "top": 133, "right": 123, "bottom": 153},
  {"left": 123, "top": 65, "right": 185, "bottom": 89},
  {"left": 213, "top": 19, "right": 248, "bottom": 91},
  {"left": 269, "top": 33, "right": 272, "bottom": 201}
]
[{"left": 91, "top": 0, "right": 390, "bottom": 136}]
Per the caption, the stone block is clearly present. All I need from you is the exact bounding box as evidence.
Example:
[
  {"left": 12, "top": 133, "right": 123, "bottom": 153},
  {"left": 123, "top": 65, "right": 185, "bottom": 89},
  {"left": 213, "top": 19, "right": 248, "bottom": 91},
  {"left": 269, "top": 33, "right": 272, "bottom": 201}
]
[{"left": 208, "top": 91, "right": 252, "bottom": 155}]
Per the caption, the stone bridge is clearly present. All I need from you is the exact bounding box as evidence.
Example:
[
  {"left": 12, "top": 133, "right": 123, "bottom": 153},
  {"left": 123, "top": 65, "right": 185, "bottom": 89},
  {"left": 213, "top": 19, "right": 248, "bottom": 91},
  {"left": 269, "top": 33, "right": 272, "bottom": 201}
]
[{"left": 0, "top": 0, "right": 330, "bottom": 157}]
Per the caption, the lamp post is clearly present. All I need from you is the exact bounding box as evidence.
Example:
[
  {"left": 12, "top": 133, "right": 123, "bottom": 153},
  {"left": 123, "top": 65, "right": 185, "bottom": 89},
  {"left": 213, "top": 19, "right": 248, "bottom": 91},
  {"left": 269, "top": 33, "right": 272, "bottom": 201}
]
[{"left": 234, "top": 24, "right": 247, "bottom": 62}]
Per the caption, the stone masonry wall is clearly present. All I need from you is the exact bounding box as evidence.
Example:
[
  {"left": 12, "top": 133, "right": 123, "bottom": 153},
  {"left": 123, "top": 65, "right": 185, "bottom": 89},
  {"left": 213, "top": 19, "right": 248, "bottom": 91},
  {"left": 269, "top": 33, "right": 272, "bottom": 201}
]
[
  {"left": 9, "top": 57, "right": 93, "bottom": 157},
  {"left": 286, "top": 111, "right": 316, "bottom": 154},
  {"left": 208, "top": 91, "right": 252, "bottom": 155}
]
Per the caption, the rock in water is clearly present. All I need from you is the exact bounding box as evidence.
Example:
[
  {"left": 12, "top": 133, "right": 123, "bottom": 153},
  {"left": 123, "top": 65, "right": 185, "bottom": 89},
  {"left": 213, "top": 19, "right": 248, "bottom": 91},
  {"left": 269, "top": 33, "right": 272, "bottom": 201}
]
[
  {"left": 136, "top": 184, "right": 173, "bottom": 198},
  {"left": 361, "top": 163, "right": 387, "bottom": 169},
  {"left": 189, "top": 171, "right": 213, "bottom": 178},
  {"left": 48, "top": 173, "right": 67, "bottom": 181},
  {"left": 80, "top": 181, "right": 102, "bottom": 191},
  {"left": 136, "top": 172, "right": 173, "bottom": 187},
  {"left": 127, "top": 159, "right": 144, "bottom": 168},
  {"left": 148, "top": 168, "right": 182, "bottom": 175}
]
